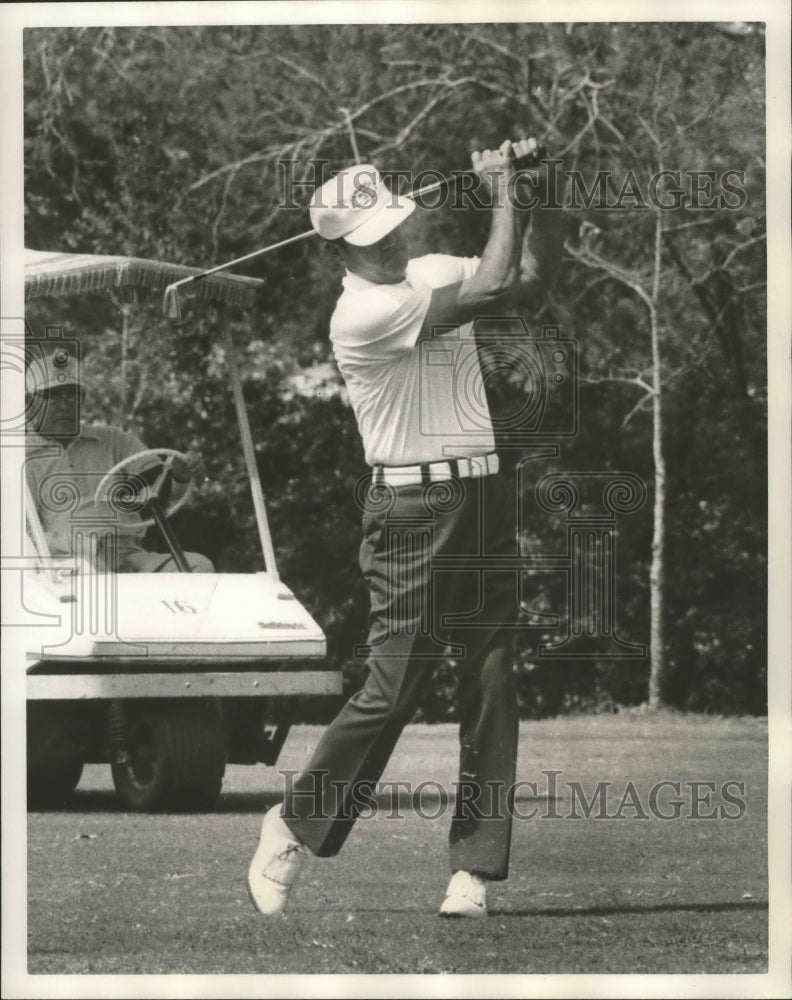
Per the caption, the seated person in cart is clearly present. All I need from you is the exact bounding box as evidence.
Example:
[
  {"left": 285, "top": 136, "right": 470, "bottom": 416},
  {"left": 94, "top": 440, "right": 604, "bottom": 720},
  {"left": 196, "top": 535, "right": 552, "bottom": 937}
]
[{"left": 25, "top": 348, "right": 213, "bottom": 573}]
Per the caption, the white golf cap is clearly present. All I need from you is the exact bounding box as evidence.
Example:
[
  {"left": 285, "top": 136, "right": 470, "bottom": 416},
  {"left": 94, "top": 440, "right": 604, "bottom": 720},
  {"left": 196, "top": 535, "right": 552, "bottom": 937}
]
[
  {"left": 309, "top": 164, "right": 415, "bottom": 246},
  {"left": 25, "top": 347, "right": 85, "bottom": 395}
]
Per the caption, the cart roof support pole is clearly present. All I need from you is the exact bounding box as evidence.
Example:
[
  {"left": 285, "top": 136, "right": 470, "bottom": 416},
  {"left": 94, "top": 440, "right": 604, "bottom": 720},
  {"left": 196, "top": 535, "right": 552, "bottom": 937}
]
[{"left": 217, "top": 306, "right": 279, "bottom": 580}]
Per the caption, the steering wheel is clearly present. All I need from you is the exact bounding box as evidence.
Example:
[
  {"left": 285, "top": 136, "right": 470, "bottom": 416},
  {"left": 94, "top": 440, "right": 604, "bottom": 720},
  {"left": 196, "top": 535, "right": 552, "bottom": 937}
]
[{"left": 93, "top": 448, "right": 194, "bottom": 529}]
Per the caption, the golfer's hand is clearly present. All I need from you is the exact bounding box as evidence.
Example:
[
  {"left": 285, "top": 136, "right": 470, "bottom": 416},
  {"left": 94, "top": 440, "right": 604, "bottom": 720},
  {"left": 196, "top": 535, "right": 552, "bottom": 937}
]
[
  {"left": 471, "top": 139, "right": 518, "bottom": 202},
  {"left": 172, "top": 450, "right": 206, "bottom": 484},
  {"left": 512, "top": 137, "right": 554, "bottom": 204}
]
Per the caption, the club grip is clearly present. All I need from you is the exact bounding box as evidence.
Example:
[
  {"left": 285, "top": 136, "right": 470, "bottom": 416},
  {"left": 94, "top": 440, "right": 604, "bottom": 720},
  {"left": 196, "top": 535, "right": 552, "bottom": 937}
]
[{"left": 513, "top": 143, "right": 548, "bottom": 170}]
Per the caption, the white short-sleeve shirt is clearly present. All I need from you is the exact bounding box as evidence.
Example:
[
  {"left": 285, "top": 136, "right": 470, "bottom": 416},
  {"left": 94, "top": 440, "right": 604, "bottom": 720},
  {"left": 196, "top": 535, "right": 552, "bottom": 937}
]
[{"left": 330, "top": 254, "right": 496, "bottom": 466}]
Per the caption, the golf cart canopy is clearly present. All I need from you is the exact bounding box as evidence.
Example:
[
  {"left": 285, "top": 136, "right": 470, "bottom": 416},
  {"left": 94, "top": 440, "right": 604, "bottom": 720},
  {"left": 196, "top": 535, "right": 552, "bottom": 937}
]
[
  {"left": 24, "top": 248, "right": 263, "bottom": 309},
  {"left": 24, "top": 246, "right": 279, "bottom": 577}
]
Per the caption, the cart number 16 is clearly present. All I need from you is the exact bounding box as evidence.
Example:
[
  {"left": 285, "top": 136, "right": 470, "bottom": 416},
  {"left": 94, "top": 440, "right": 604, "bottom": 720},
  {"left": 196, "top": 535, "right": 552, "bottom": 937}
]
[{"left": 161, "top": 599, "right": 197, "bottom": 615}]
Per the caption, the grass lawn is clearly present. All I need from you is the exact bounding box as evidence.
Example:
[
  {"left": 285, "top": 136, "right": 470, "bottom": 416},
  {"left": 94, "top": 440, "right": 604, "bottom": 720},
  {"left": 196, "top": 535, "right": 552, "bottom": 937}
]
[{"left": 26, "top": 712, "right": 767, "bottom": 977}]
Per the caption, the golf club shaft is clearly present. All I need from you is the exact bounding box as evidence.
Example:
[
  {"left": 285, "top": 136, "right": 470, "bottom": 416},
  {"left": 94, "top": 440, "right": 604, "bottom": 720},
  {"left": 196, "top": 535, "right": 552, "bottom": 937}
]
[
  {"left": 182, "top": 229, "right": 316, "bottom": 285},
  {"left": 164, "top": 146, "right": 547, "bottom": 307},
  {"left": 162, "top": 230, "right": 315, "bottom": 315}
]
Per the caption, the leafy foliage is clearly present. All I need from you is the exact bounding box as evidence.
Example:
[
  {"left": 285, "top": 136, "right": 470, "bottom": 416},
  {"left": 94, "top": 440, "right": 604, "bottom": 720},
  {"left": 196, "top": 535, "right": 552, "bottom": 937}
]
[{"left": 24, "top": 22, "right": 766, "bottom": 717}]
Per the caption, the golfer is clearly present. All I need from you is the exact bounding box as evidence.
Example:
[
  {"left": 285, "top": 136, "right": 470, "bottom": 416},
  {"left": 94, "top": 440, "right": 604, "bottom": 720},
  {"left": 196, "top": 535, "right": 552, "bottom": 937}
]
[{"left": 249, "top": 138, "right": 564, "bottom": 917}]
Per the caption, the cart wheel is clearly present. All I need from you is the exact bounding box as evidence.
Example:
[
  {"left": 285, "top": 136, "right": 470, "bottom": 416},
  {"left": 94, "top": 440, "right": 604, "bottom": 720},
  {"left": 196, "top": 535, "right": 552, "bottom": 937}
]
[
  {"left": 28, "top": 759, "right": 84, "bottom": 809},
  {"left": 111, "top": 701, "right": 226, "bottom": 812}
]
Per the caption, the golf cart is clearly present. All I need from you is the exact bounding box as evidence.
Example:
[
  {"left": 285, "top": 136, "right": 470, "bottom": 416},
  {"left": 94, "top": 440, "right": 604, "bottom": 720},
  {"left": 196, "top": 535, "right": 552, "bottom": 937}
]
[{"left": 22, "top": 249, "right": 341, "bottom": 811}]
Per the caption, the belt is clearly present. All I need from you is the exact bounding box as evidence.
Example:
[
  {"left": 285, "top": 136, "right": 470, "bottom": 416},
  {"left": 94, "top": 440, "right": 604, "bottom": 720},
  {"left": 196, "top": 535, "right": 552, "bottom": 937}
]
[{"left": 372, "top": 452, "right": 499, "bottom": 488}]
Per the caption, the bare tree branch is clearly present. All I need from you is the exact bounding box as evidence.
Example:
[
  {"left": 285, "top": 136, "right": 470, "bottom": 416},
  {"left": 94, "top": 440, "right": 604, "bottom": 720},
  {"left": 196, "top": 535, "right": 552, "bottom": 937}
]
[
  {"left": 565, "top": 240, "right": 653, "bottom": 310},
  {"left": 339, "top": 107, "right": 361, "bottom": 161},
  {"left": 636, "top": 113, "right": 660, "bottom": 148},
  {"left": 663, "top": 217, "right": 722, "bottom": 235},
  {"left": 272, "top": 54, "right": 331, "bottom": 93},
  {"left": 211, "top": 168, "right": 237, "bottom": 262},
  {"left": 580, "top": 372, "right": 654, "bottom": 394},
  {"left": 621, "top": 392, "right": 654, "bottom": 428},
  {"left": 718, "top": 235, "right": 765, "bottom": 272},
  {"left": 187, "top": 77, "right": 483, "bottom": 192}
]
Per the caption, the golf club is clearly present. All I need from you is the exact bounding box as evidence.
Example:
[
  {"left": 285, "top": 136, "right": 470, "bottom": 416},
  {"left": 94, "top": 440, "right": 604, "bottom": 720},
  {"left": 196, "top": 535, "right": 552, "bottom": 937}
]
[{"left": 162, "top": 143, "right": 548, "bottom": 318}]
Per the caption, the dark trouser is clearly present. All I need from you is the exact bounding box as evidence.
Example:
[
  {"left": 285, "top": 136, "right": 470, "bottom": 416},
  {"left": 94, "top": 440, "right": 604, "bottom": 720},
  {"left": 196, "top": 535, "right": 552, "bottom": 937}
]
[{"left": 283, "top": 472, "right": 520, "bottom": 880}]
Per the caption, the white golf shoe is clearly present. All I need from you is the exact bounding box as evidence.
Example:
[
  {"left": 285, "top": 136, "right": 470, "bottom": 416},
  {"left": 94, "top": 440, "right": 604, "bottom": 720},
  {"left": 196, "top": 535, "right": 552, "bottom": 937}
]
[
  {"left": 247, "top": 808, "right": 305, "bottom": 915},
  {"left": 439, "top": 870, "right": 488, "bottom": 918}
]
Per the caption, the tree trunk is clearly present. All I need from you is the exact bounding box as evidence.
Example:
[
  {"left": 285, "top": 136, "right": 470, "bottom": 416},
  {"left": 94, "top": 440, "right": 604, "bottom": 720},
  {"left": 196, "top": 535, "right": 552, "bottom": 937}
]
[
  {"left": 648, "top": 213, "right": 666, "bottom": 709},
  {"left": 648, "top": 322, "right": 666, "bottom": 708}
]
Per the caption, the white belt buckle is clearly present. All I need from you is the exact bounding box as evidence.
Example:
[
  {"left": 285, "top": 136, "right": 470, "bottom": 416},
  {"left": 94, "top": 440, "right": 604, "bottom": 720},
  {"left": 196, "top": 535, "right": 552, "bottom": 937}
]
[
  {"left": 429, "top": 462, "right": 448, "bottom": 483},
  {"left": 469, "top": 455, "right": 484, "bottom": 478},
  {"left": 396, "top": 465, "right": 419, "bottom": 483}
]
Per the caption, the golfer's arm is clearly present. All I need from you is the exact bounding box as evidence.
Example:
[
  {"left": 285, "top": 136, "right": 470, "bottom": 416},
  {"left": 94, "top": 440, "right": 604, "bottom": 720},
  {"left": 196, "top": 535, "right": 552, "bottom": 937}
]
[
  {"left": 515, "top": 205, "right": 565, "bottom": 305},
  {"left": 418, "top": 203, "right": 526, "bottom": 340}
]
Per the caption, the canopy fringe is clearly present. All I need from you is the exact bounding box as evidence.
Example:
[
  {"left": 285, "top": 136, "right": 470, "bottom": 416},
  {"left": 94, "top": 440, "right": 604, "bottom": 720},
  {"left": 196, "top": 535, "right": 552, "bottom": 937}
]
[{"left": 24, "top": 250, "right": 262, "bottom": 309}]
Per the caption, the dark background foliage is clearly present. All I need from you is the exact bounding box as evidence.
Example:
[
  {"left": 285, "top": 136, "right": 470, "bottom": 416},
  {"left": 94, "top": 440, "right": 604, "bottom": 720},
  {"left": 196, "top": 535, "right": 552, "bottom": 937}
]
[{"left": 23, "top": 22, "right": 766, "bottom": 718}]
